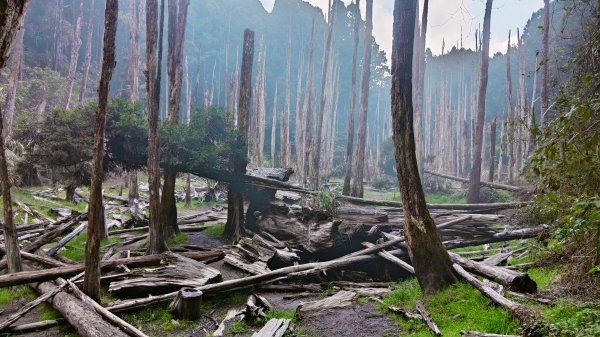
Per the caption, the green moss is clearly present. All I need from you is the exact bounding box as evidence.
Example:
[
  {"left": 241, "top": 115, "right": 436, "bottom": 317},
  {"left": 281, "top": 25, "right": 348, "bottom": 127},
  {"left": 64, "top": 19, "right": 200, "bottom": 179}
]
[
  {"left": 264, "top": 309, "right": 297, "bottom": 321},
  {"left": 59, "top": 230, "right": 121, "bottom": 262},
  {"left": 120, "top": 304, "right": 192, "bottom": 331},
  {"left": 381, "top": 279, "right": 519, "bottom": 336},
  {"left": 228, "top": 320, "right": 248, "bottom": 333},
  {"left": 527, "top": 266, "right": 562, "bottom": 290},
  {"left": 542, "top": 301, "right": 600, "bottom": 337},
  {"left": 203, "top": 223, "right": 225, "bottom": 237},
  {"left": 0, "top": 286, "right": 36, "bottom": 305},
  {"left": 167, "top": 232, "right": 189, "bottom": 246}
]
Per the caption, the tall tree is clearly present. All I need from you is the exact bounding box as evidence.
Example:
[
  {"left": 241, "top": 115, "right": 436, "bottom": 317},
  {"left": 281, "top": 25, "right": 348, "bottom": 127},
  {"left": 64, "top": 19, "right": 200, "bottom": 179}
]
[
  {"left": 351, "top": 0, "right": 373, "bottom": 198},
  {"left": 224, "top": 29, "right": 254, "bottom": 239},
  {"left": 342, "top": 0, "right": 360, "bottom": 196},
  {"left": 489, "top": 117, "right": 497, "bottom": 182},
  {"left": 506, "top": 30, "right": 515, "bottom": 182},
  {"left": 83, "top": 0, "right": 118, "bottom": 301},
  {"left": 161, "top": 0, "right": 189, "bottom": 239},
  {"left": 312, "top": 1, "right": 336, "bottom": 189},
  {"left": 414, "top": 0, "right": 429, "bottom": 175},
  {"left": 3, "top": 22, "right": 24, "bottom": 140},
  {"left": 302, "top": 20, "right": 315, "bottom": 187},
  {"left": 271, "top": 84, "right": 278, "bottom": 167},
  {"left": 62, "top": 0, "right": 84, "bottom": 110},
  {"left": 128, "top": 0, "right": 140, "bottom": 206},
  {"left": 391, "top": 0, "right": 456, "bottom": 295},
  {"left": 78, "top": 0, "right": 95, "bottom": 105},
  {"left": 146, "top": 0, "right": 168, "bottom": 254},
  {"left": 0, "top": 0, "right": 29, "bottom": 274},
  {"left": 541, "top": 0, "right": 550, "bottom": 127},
  {"left": 466, "top": 0, "right": 493, "bottom": 204},
  {"left": 280, "top": 30, "right": 291, "bottom": 168}
]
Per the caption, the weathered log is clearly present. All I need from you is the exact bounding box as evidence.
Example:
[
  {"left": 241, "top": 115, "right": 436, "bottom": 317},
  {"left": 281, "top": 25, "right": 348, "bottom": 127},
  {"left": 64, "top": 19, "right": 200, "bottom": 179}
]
[
  {"left": 169, "top": 287, "right": 203, "bottom": 320},
  {"left": 460, "top": 331, "right": 521, "bottom": 337},
  {"left": 244, "top": 293, "right": 272, "bottom": 321},
  {"left": 416, "top": 300, "right": 441, "bottom": 336},
  {"left": 47, "top": 221, "right": 88, "bottom": 256},
  {"left": 213, "top": 308, "right": 244, "bottom": 337},
  {"left": 108, "top": 253, "right": 222, "bottom": 294},
  {"left": 337, "top": 207, "right": 388, "bottom": 223},
  {"left": 297, "top": 290, "right": 356, "bottom": 319},
  {"left": 424, "top": 170, "right": 522, "bottom": 192},
  {"left": 0, "top": 246, "right": 67, "bottom": 268},
  {"left": 247, "top": 167, "right": 294, "bottom": 182},
  {"left": 449, "top": 253, "right": 537, "bottom": 293},
  {"left": 0, "top": 250, "right": 224, "bottom": 288},
  {"left": 60, "top": 278, "right": 149, "bottom": 337},
  {"left": 505, "top": 290, "right": 552, "bottom": 305},
  {"left": 6, "top": 319, "right": 64, "bottom": 333},
  {"left": 482, "top": 252, "right": 513, "bottom": 266},
  {"left": 252, "top": 318, "right": 292, "bottom": 337},
  {"left": 37, "top": 280, "right": 128, "bottom": 337},
  {"left": 362, "top": 242, "right": 414, "bottom": 274},
  {"left": 443, "top": 225, "right": 550, "bottom": 250},
  {"left": 389, "top": 306, "right": 423, "bottom": 320}
]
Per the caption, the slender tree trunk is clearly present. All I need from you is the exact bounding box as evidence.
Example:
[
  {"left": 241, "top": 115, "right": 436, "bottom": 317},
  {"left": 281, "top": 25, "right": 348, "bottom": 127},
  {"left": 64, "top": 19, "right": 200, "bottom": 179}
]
[
  {"left": 294, "top": 59, "right": 304, "bottom": 181},
  {"left": 52, "top": 0, "right": 63, "bottom": 72},
  {"left": 280, "top": 31, "right": 291, "bottom": 168},
  {"left": 127, "top": 0, "right": 140, "bottom": 207},
  {"left": 302, "top": 21, "right": 315, "bottom": 187},
  {"left": 312, "top": 2, "right": 336, "bottom": 190},
  {"left": 146, "top": 0, "right": 168, "bottom": 255},
  {"left": 541, "top": 0, "right": 550, "bottom": 127},
  {"left": 3, "top": 24, "right": 24, "bottom": 140},
  {"left": 391, "top": 0, "right": 456, "bottom": 295},
  {"left": 342, "top": 0, "right": 360, "bottom": 195},
  {"left": 271, "top": 84, "right": 278, "bottom": 167},
  {"left": 414, "top": 0, "right": 429, "bottom": 176},
  {"left": 161, "top": 0, "right": 189, "bottom": 239},
  {"left": 350, "top": 0, "right": 373, "bottom": 198},
  {"left": 62, "top": 0, "right": 84, "bottom": 110},
  {"left": 224, "top": 29, "right": 254, "bottom": 240},
  {"left": 224, "top": 18, "right": 230, "bottom": 114},
  {"left": 83, "top": 0, "right": 118, "bottom": 301},
  {"left": 506, "top": 30, "right": 515, "bottom": 182},
  {"left": 466, "top": 0, "right": 493, "bottom": 204},
  {"left": 78, "top": 0, "right": 95, "bottom": 105},
  {"left": 488, "top": 117, "right": 497, "bottom": 182}
]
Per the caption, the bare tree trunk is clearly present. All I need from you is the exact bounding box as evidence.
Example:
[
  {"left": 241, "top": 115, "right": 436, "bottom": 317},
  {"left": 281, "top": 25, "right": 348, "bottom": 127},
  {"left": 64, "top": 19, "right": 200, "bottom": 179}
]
[
  {"left": 146, "top": 0, "right": 168, "bottom": 255},
  {"left": 224, "top": 19, "right": 230, "bottom": 114},
  {"left": 127, "top": 0, "right": 140, "bottom": 207},
  {"left": 342, "top": 0, "right": 360, "bottom": 195},
  {"left": 3, "top": 23, "right": 24, "bottom": 140},
  {"left": 280, "top": 31, "right": 291, "bottom": 168},
  {"left": 271, "top": 84, "right": 278, "bottom": 167},
  {"left": 350, "top": 0, "right": 373, "bottom": 198},
  {"left": 302, "top": 21, "right": 315, "bottom": 187},
  {"left": 540, "top": 0, "right": 550, "bottom": 127},
  {"left": 62, "top": 0, "right": 84, "bottom": 110},
  {"left": 294, "top": 59, "right": 304, "bottom": 181},
  {"left": 52, "top": 0, "right": 63, "bottom": 72},
  {"left": 312, "top": 2, "right": 336, "bottom": 190},
  {"left": 78, "top": 0, "right": 95, "bottom": 105},
  {"left": 161, "top": 0, "right": 189, "bottom": 239},
  {"left": 505, "top": 31, "right": 515, "bottom": 182},
  {"left": 224, "top": 29, "right": 254, "bottom": 240},
  {"left": 83, "top": 0, "right": 118, "bottom": 301},
  {"left": 466, "top": 0, "right": 493, "bottom": 204},
  {"left": 414, "top": 0, "right": 429, "bottom": 176},
  {"left": 391, "top": 0, "right": 456, "bottom": 295},
  {"left": 488, "top": 117, "right": 497, "bottom": 182}
]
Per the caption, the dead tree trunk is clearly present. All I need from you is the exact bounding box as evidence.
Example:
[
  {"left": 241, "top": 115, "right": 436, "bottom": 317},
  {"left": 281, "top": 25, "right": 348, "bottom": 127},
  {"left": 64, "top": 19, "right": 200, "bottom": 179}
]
[
  {"left": 78, "top": 0, "right": 95, "bottom": 105},
  {"left": 271, "top": 84, "right": 278, "bottom": 167},
  {"left": 488, "top": 117, "right": 497, "bottom": 182},
  {"left": 280, "top": 31, "right": 291, "bottom": 168},
  {"left": 83, "top": 0, "right": 118, "bottom": 302},
  {"left": 541, "top": 0, "right": 550, "bottom": 127},
  {"left": 161, "top": 0, "right": 189, "bottom": 239},
  {"left": 224, "top": 29, "right": 254, "bottom": 239},
  {"left": 0, "top": 0, "right": 29, "bottom": 274},
  {"left": 342, "top": 0, "right": 361, "bottom": 195},
  {"left": 391, "top": 0, "right": 457, "bottom": 295},
  {"left": 302, "top": 21, "right": 315, "bottom": 187},
  {"left": 350, "top": 0, "right": 373, "bottom": 198},
  {"left": 62, "top": 0, "right": 84, "bottom": 110},
  {"left": 127, "top": 0, "right": 140, "bottom": 206},
  {"left": 414, "top": 0, "right": 429, "bottom": 176},
  {"left": 466, "top": 0, "right": 493, "bottom": 204},
  {"left": 505, "top": 31, "right": 515, "bottom": 182},
  {"left": 2, "top": 22, "right": 23, "bottom": 140},
  {"left": 145, "top": 0, "right": 168, "bottom": 254}
]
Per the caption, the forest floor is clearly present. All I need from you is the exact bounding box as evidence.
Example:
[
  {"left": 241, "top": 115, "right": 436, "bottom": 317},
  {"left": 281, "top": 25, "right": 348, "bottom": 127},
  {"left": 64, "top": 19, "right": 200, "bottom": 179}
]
[{"left": 1, "top": 178, "right": 598, "bottom": 337}]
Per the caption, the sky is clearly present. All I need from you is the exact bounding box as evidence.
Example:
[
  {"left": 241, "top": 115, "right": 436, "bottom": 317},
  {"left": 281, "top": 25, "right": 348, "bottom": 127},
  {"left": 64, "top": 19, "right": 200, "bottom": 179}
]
[{"left": 258, "top": 0, "right": 545, "bottom": 58}]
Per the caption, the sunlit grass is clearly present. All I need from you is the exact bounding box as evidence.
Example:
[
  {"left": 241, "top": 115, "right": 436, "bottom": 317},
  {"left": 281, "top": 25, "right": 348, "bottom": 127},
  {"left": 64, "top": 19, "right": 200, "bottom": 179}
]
[
  {"left": 202, "top": 223, "right": 225, "bottom": 237},
  {"left": 59, "top": 230, "right": 121, "bottom": 262}
]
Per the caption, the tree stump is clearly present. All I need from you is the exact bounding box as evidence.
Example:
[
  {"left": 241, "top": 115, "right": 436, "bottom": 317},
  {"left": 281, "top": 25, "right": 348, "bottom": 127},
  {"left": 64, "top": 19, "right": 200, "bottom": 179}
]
[{"left": 169, "top": 287, "right": 203, "bottom": 320}]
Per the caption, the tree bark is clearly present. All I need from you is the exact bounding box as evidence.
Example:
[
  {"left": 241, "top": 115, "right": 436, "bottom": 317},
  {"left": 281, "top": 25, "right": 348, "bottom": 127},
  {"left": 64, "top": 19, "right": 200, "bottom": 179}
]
[
  {"left": 414, "top": 0, "right": 429, "bottom": 176},
  {"left": 145, "top": 0, "right": 168, "bottom": 254},
  {"left": 2, "top": 22, "right": 23, "bottom": 140},
  {"left": 78, "top": 0, "right": 95, "bottom": 105},
  {"left": 83, "top": 0, "right": 118, "bottom": 302},
  {"left": 280, "top": 31, "right": 291, "bottom": 168},
  {"left": 391, "top": 0, "right": 457, "bottom": 295},
  {"left": 301, "top": 21, "right": 315, "bottom": 187},
  {"left": 541, "top": 0, "right": 550, "bottom": 127},
  {"left": 488, "top": 117, "right": 497, "bottom": 182},
  {"left": 0, "top": 0, "right": 29, "bottom": 274},
  {"left": 505, "top": 31, "right": 515, "bottom": 182},
  {"left": 271, "top": 84, "right": 278, "bottom": 167},
  {"left": 62, "top": 0, "right": 84, "bottom": 110},
  {"left": 224, "top": 29, "right": 254, "bottom": 239},
  {"left": 466, "top": 0, "right": 493, "bottom": 204},
  {"left": 350, "top": 0, "right": 373, "bottom": 198}
]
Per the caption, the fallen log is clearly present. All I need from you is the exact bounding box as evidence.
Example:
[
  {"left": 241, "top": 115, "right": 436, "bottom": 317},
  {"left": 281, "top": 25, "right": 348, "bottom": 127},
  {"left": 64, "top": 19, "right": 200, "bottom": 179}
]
[
  {"left": 297, "top": 290, "right": 356, "bottom": 319},
  {"left": 424, "top": 170, "right": 522, "bottom": 192},
  {"left": 362, "top": 242, "right": 414, "bottom": 274},
  {"left": 6, "top": 319, "right": 64, "bottom": 333},
  {"left": 37, "top": 279, "right": 129, "bottom": 337},
  {"left": 449, "top": 253, "right": 537, "bottom": 293},
  {"left": 460, "top": 331, "right": 521, "bottom": 337},
  {"left": 213, "top": 308, "right": 244, "bottom": 337},
  {"left": 47, "top": 221, "right": 88, "bottom": 256},
  {"left": 0, "top": 246, "right": 67, "bottom": 268},
  {"left": 0, "top": 250, "right": 224, "bottom": 288},
  {"left": 252, "top": 318, "right": 292, "bottom": 337},
  {"left": 416, "top": 300, "right": 441, "bottom": 336}
]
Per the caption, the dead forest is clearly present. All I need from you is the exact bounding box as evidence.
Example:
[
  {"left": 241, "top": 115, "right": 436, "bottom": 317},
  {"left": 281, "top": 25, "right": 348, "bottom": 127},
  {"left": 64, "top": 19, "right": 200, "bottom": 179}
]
[{"left": 0, "top": 0, "right": 598, "bottom": 336}]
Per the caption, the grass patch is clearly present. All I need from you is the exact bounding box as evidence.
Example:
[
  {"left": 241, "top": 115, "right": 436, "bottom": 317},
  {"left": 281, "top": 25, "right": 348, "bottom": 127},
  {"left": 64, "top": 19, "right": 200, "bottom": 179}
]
[
  {"left": 527, "top": 266, "right": 562, "bottom": 290},
  {"left": 381, "top": 278, "right": 519, "bottom": 336},
  {"left": 0, "top": 286, "right": 36, "bottom": 305},
  {"left": 121, "top": 304, "right": 194, "bottom": 332},
  {"left": 177, "top": 199, "right": 220, "bottom": 210},
  {"left": 203, "top": 223, "right": 225, "bottom": 237},
  {"left": 425, "top": 192, "right": 466, "bottom": 204},
  {"left": 541, "top": 301, "right": 600, "bottom": 337},
  {"left": 264, "top": 308, "right": 297, "bottom": 321},
  {"left": 167, "top": 232, "right": 188, "bottom": 246},
  {"left": 59, "top": 230, "right": 121, "bottom": 262},
  {"left": 39, "top": 303, "right": 63, "bottom": 320}
]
